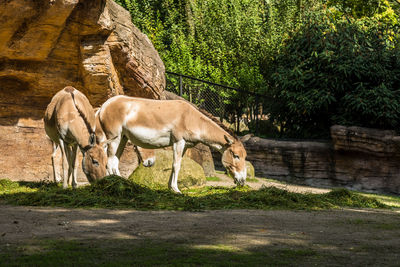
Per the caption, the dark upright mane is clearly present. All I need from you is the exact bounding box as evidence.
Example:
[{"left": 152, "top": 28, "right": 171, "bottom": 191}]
[
  {"left": 166, "top": 91, "right": 238, "bottom": 140},
  {"left": 65, "top": 87, "right": 95, "bottom": 147},
  {"left": 198, "top": 108, "right": 238, "bottom": 140}
]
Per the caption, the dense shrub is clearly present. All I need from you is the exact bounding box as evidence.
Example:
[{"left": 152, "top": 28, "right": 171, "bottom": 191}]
[{"left": 265, "top": 10, "right": 400, "bottom": 138}]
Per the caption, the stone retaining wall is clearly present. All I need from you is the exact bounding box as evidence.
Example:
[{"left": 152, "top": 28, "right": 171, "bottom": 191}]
[{"left": 241, "top": 125, "right": 400, "bottom": 194}]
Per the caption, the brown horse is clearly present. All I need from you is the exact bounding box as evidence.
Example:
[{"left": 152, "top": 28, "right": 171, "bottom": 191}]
[
  {"left": 97, "top": 95, "right": 247, "bottom": 193},
  {"left": 44, "top": 87, "right": 112, "bottom": 188}
]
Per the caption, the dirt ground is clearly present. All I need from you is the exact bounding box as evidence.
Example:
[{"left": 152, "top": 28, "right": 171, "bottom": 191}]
[
  {"left": 1, "top": 177, "right": 400, "bottom": 265},
  {"left": 209, "top": 172, "right": 331, "bottom": 194}
]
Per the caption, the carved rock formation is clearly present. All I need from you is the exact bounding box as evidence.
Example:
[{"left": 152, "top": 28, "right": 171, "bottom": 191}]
[
  {"left": 185, "top": 143, "right": 216, "bottom": 177},
  {"left": 0, "top": 0, "right": 165, "bottom": 182}
]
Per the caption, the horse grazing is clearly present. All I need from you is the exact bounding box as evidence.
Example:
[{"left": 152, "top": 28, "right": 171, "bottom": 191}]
[
  {"left": 97, "top": 95, "right": 247, "bottom": 193},
  {"left": 44, "top": 87, "right": 111, "bottom": 188}
]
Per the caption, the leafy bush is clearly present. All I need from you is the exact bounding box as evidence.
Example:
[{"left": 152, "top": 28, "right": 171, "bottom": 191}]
[{"left": 265, "top": 9, "right": 400, "bottom": 138}]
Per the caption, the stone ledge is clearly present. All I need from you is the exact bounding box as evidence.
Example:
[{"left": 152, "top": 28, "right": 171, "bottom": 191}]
[{"left": 242, "top": 126, "right": 400, "bottom": 194}]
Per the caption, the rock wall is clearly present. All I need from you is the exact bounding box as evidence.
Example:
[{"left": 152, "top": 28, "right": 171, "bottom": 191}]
[
  {"left": 0, "top": 0, "right": 165, "bottom": 181},
  {"left": 242, "top": 125, "right": 400, "bottom": 194},
  {"left": 186, "top": 144, "right": 215, "bottom": 177}
]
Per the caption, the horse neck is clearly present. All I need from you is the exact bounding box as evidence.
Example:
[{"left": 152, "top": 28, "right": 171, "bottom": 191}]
[
  {"left": 73, "top": 127, "right": 93, "bottom": 151},
  {"left": 197, "top": 116, "right": 232, "bottom": 152},
  {"left": 94, "top": 112, "right": 106, "bottom": 144}
]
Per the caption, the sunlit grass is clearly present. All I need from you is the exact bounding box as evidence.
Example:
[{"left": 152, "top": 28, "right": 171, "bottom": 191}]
[
  {"left": 359, "top": 192, "right": 400, "bottom": 208},
  {"left": 0, "top": 176, "right": 392, "bottom": 211},
  {"left": 206, "top": 176, "right": 221, "bottom": 182},
  {"left": 246, "top": 178, "right": 259, "bottom": 183}
]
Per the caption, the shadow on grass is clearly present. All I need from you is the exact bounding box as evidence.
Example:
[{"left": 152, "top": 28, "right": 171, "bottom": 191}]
[
  {"left": 17, "top": 181, "right": 59, "bottom": 189},
  {"left": 0, "top": 238, "right": 323, "bottom": 266},
  {"left": 0, "top": 176, "right": 388, "bottom": 211}
]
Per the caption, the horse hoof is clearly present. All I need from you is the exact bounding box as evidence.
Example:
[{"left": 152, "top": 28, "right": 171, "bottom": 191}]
[{"left": 171, "top": 188, "right": 182, "bottom": 194}]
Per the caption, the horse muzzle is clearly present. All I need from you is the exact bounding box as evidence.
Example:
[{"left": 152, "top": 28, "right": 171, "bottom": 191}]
[{"left": 233, "top": 169, "right": 247, "bottom": 186}]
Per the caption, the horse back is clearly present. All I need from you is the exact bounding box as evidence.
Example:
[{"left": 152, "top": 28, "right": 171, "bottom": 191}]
[{"left": 44, "top": 87, "right": 95, "bottom": 145}]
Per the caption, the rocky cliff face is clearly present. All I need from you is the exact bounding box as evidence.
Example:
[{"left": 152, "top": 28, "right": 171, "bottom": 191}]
[
  {"left": 0, "top": 0, "right": 165, "bottom": 124},
  {"left": 242, "top": 126, "right": 400, "bottom": 194},
  {"left": 0, "top": 0, "right": 165, "bottom": 181}
]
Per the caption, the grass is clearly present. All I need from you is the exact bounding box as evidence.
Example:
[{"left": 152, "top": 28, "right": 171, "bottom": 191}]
[
  {"left": 0, "top": 176, "right": 392, "bottom": 211},
  {"left": 360, "top": 192, "right": 400, "bottom": 207},
  {"left": 0, "top": 239, "right": 321, "bottom": 267},
  {"left": 246, "top": 177, "right": 259, "bottom": 183},
  {"left": 338, "top": 219, "right": 400, "bottom": 231},
  {"left": 206, "top": 176, "right": 221, "bottom": 182}
]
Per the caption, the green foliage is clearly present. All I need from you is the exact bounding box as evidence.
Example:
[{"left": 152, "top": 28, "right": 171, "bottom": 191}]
[
  {"left": 0, "top": 177, "right": 390, "bottom": 210},
  {"left": 265, "top": 8, "right": 400, "bottom": 138},
  {"left": 327, "top": 0, "right": 398, "bottom": 21},
  {"left": 115, "top": 0, "right": 269, "bottom": 108},
  {"left": 113, "top": 0, "right": 400, "bottom": 138}
]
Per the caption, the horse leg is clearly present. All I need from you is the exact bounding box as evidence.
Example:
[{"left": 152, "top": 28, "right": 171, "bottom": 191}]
[
  {"left": 116, "top": 135, "right": 128, "bottom": 160},
  {"left": 169, "top": 139, "right": 185, "bottom": 194},
  {"left": 70, "top": 144, "right": 78, "bottom": 188},
  {"left": 64, "top": 144, "right": 73, "bottom": 187},
  {"left": 106, "top": 135, "right": 121, "bottom": 175},
  {"left": 51, "top": 142, "right": 61, "bottom": 183},
  {"left": 136, "top": 146, "right": 155, "bottom": 167},
  {"left": 59, "top": 139, "right": 69, "bottom": 189}
]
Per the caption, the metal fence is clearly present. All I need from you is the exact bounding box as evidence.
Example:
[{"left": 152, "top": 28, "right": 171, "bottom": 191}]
[{"left": 165, "top": 71, "right": 265, "bottom": 134}]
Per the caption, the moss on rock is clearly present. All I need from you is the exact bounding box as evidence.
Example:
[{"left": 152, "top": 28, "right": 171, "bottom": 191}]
[
  {"left": 246, "top": 161, "right": 255, "bottom": 180},
  {"left": 129, "top": 149, "right": 206, "bottom": 189}
]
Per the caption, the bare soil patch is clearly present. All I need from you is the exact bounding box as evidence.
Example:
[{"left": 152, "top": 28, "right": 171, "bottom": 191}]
[{"left": 208, "top": 173, "right": 331, "bottom": 194}]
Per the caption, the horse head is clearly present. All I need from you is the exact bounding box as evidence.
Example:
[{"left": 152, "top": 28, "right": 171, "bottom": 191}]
[
  {"left": 221, "top": 135, "right": 247, "bottom": 186},
  {"left": 81, "top": 135, "right": 113, "bottom": 183}
]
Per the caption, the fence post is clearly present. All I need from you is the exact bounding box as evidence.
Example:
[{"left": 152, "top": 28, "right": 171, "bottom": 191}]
[
  {"left": 255, "top": 96, "right": 259, "bottom": 135},
  {"left": 179, "top": 75, "right": 183, "bottom": 97}
]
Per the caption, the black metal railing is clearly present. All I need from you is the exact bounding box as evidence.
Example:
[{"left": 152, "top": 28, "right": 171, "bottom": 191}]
[{"left": 165, "top": 71, "right": 267, "bottom": 134}]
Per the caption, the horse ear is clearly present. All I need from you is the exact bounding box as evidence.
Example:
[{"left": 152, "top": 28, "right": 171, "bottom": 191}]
[
  {"left": 224, "top": 135, "right": 234, "bottom": 145},
  {"left": 100, "top": 135, "right": 118, "bottom": 149},
  {"left": 89, "top": 133, "right": 96, "bottom": 146}
]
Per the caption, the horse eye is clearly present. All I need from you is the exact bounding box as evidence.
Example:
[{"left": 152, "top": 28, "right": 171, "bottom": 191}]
[{"left": 92, "top": 159, "right": 99, "bottom": 166}]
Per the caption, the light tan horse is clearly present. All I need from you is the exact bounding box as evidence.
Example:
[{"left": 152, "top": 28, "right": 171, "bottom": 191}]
[
  {"left": 44, "top": 87, "right": 112, "bottom": 188},
  {"left": 94, "top": 109, "right": 155, "bottom": 175},
  {"left": 97, "top": 95, "right": 247, "bottom": 193}
]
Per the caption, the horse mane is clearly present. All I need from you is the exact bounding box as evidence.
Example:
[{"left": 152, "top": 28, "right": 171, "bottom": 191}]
[
  {"left": 166, "top": 91, "right": 238, "bottom": 140},
  {"left": 66, "top": 87, "right": 95, "bottom": 140},
  {"left": 198, "top": 108, "right": 238, "bottom": 140}
]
